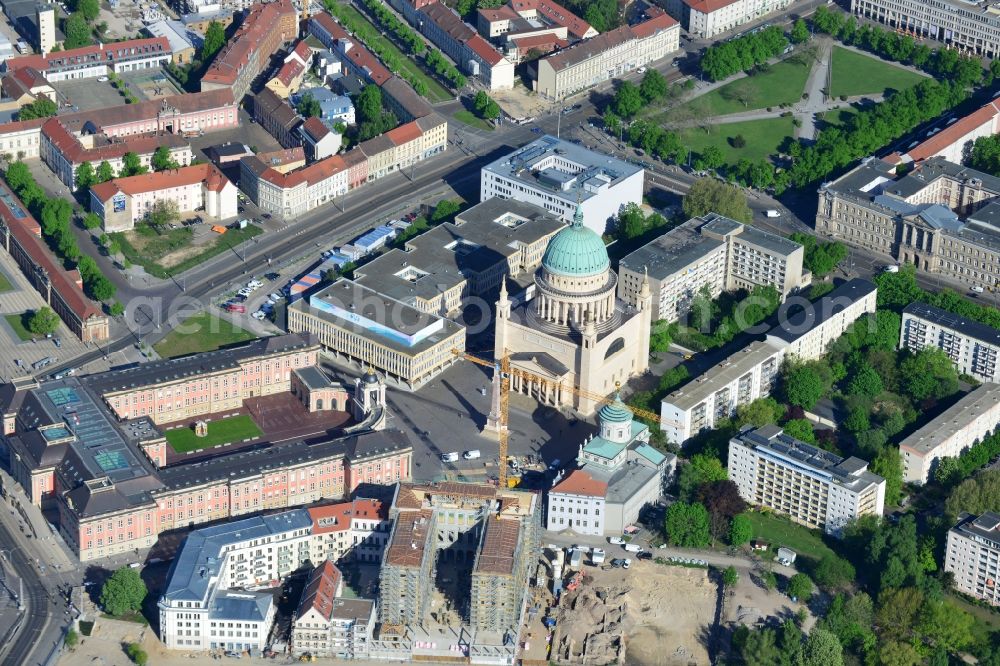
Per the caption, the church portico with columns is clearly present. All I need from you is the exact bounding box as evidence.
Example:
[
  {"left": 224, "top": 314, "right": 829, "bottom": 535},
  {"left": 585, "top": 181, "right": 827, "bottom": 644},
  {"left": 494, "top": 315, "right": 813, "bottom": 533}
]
[{"left": 494, "top": 205, "right": 652, "bottom": 415}]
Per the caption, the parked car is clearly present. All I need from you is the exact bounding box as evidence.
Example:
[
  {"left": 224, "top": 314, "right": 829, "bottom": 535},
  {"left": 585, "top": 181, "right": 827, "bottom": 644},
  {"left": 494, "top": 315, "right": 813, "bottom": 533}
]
[
  {"left": 463, "top": 449, "right": 481, "bottom": 460},
  {"left": 268, "top": 292, "right": 283, "bottom": 302},
  {"left": 610, "top": 558, "right": 625, "bottom": 568},
  {"left": 608, "top": 536, "right": 625, "bottom": 545},
  {"left": 224, "top": 303, "right": 246, "bottom": 313},
  {"left": 636, "top": 550, "right": 652, "bottom": 560},
  {"left": 623, "top": 543, "right": 642, "bottom": 553},
  {"left": 637, "top": 66, "right": 647, "bottom": 74},
  {"left": 440, "top": 452, "right": 460, "bottom": 463},
  {"left": 622, "top": 557, "right": 632, "bottom": 569},
  {"left": 53, "top": 337, "right": 61, "bottom": 348},
  {"left": 265, "top": 272, "right": 280, "bottom": 281},
  {"left": 251, "top": 310, "right": 266, "bottom": 320}
]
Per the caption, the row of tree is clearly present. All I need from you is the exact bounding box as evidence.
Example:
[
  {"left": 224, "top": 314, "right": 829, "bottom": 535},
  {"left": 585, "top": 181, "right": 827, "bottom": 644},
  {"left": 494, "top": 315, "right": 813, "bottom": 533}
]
[
  {"left": 875, "top": 262, "right": 1000, "bottom": 329},
  {"left": 358, "top": 0, "right": 426, "bottom": 56},
  {"left": 356, "top": 85, "right": 400, "bottom": 142},
  {"left": 812, "top": 6, "right": 990, "bottom": 88},
  {"left": 5, "top": 162, "right": 117, "bottom": 303},
  {"left": 700, "top": 26, "right": 789, "bottom": 82},
  {"left": 75, "top": 145, "right": 178, "bottom": 191},
  {"left": 425, "top": 48, "right": 467, "bottom": 90},
  {"left": 63, "top": 0, "right": 102, "bottom": 50}
]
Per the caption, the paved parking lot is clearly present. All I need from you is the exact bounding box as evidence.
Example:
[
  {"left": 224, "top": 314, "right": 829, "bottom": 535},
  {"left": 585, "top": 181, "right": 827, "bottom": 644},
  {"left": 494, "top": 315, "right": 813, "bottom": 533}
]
[{"left": 52, "top": 78, "right": 126, "bottom": 114}]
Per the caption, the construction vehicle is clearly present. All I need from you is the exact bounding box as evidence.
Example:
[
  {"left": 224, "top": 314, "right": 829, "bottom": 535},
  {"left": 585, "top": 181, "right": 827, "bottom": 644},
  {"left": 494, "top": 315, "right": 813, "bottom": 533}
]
[
  {"left": 451, "top": 349, "right": 660, "bottom": 488},
  {"left": 565, "top": 571, "right": 584, "bottom": 592}
]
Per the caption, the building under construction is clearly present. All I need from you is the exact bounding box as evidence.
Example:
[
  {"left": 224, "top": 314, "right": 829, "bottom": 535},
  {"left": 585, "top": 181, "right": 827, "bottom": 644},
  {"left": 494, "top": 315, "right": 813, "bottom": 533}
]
[{"left": 376, "top": 482, "right": 541, "bottom": 661}]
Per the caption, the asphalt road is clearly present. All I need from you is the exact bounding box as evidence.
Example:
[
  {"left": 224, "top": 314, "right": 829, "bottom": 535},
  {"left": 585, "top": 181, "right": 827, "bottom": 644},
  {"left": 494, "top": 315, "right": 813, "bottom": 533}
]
[{"left": 0, "top": 518, "right": 54, "bottom": 666}]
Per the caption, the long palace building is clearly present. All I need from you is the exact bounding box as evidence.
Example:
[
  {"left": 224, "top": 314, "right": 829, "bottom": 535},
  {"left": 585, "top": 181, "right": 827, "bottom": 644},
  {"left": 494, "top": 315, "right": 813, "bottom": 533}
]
[{"left": 1, "top": 333, "right": 413, "bottom": 561}]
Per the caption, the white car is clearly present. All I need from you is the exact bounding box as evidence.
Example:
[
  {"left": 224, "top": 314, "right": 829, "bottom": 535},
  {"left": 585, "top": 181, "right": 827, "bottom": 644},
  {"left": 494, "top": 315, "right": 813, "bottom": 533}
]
[
  {"left": 97, "top": 76, "right": 109, "bottom": 82},
  {"left": 251, "top": 311, "right": 266, "bottom": 320},
  {"left": 637, "top": 66, "right": 647, "bottom": 74},
  {"left": 608, "top": 536, "right": 625, "bottom": 545},
  {"left": 622, "top": 558, "right": 632, "bottom": 569},
  {"left": 237, "top": 288, "right": 253, "bottom": 297}
]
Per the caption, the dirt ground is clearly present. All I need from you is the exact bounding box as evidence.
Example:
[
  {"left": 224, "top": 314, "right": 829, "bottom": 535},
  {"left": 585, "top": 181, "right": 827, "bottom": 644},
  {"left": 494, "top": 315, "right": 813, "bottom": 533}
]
[{"left": 551, "top": 561, "right": 718, "bottom": 666}]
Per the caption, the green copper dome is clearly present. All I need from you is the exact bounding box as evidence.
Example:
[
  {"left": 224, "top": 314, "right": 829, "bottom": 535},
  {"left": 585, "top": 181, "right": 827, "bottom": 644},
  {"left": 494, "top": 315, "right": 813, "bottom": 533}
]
[
  {"left": 599, "top": 392, "right": 633, "bottom": 424},
  {"left": 541, "top": 205, "right": 610, "bottom": 277}
]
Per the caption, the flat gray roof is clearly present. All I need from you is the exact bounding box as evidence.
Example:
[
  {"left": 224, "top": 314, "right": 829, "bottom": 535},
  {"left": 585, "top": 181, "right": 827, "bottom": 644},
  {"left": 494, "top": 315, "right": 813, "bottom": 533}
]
[
  {"left": 903, "top": 302, "right": 1000, "bottom": 348},
  {"left": 899, "top": 383, "right": 1000, "bottom": 455},
  {"left": 767, "top": 278, "right": 877, "bottom": 343},
  {"left": 353, "top": 199, "right": 563, "bottom": 305},
  {"left": 662, "top": 341, "right": 783, "bottom": 411},
  {"left": 953, "top": 512, "right": 1000, "bottom": 548},
  {"left": 482, "top": 135, "right": 641, "bottom": 204}
]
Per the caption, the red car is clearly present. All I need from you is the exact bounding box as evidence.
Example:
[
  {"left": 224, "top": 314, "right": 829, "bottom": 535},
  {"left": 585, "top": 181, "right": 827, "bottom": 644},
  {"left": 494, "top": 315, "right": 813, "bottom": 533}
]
[{"left": 223, "top": 303, "right": 246, "bottom": 313}]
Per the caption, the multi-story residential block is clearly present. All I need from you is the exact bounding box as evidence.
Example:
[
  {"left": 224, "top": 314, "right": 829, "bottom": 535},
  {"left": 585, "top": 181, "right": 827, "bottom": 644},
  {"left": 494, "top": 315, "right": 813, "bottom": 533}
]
[
  {"left": 728, "top": 425, "right": 886, "bottom": 535},
  {"left": 308, "top": 12, "right": 393, "bottom": 88},
  {"left": 287, "top": 278, "right": 466, "bottom": 388},
  {"left": 351, "top": 198, "right": 564, "bottom": 315},
  {"left": 945, "top": 512, "right": 1000, "bottom": 606},
  {"left": 481, "top": 135, "right": 643, "bottom": 235},
  {"left": 0, "top": 117, "right": 45, "bottom": 159},
  {"left": 851, "top": 0, "right": 1000, "bottom": 59},
  {"left": 765, "top": 279, "right": 878, "bottom": 361},
  {"left": 660, "top": 341, "right": 785, "bottom": 445},
  {"left": 892, "top": 101, "right": 1000, "bottom": 166},
  {"left": 292, "top": 88, "right": 357, "bottom": 126},
  {"left": 201, "top": 0, "right": 298, "bottom": 100},
  {"left": 0, "top": 180, "right": 109, "bottom": 341},
  {"left": 546, "top": 394, "right": 675, "bottom": 536},
  {"left": 181, "top": 8, "right": 236, "bottom": 34},
  {"left": 266, "top": 41, "right": 313, "bottom": 100},
  {"left": 41, "top": 118, "right": 193, "bottom": 190},
  {"left": 477, "top": 0, "right": 595, "bottom": 61},
  {"left": 618, "top": 213, "right": 807, "bottom": 322},
  {"left": 816, "top": 157, "right": 1000, "bottom": 291},
  {"left": 251, "top": 88, "right": 303, "bottom": 150},
  {"left": 1, "top": 37, "right": 172, "bottom": 82},
  {"left": 899, "top": 383, "right": 1000, "bottom": 484},
  {"left": 663, "top": 0, "right": 793, "bottom": 39},
  {"left": 900, "top": 302, "right": 1000, "bottom": 383},
  {"left": 299, "top": 117, "right": 342, "bottom": 162},
  {"left": 533, "top": 8, "right": 679, "bottom": 100},
  {"left": 89, "top": 163, "right": 238, "bottom": 232},
  {"left": 307, "top": 498, "right": 392, "bottom": 565},
  {"left": 292, "top": 561, "right": 376, "bottom": 659}
]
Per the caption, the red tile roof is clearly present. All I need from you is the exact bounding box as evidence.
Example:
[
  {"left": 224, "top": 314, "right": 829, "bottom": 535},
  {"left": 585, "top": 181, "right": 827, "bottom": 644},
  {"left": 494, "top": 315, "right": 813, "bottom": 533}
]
[
  {"left": 89, "top": 164, "right": 231, "bottom": 202},
  {"left": 385, "top": 120, "right": 422, "bottom": 146},
  {"left": 511, "top": 33, "right": 567, "bottom": 53},
  {"left": 42, "top": 118, "right": 189, "bottom": 165},
  {"left": 466, "top": 34, "right": 504, "bottom": 66},
  {"left": 630, "top": 7, "right": 677, "bottom": 38},
  {"left": 552, "top": 469, "right": 607, "bottom": 497},
  {"left": 301, "top": 116, "right": 332, "bottom": 141},
  {"left": 203, "top": 0, "right": 295, "bottom": 87},
  {"left": 509, "top": 0, "right": 594, "bottom": 40},
  {"left": 4, "top": 37, "right": 171, "bottom": 74},
  {"left": 293, "top": 40, "right": 313, "bottom": 62},
  {"left": 310, "top": 12, "right": 350, "bottom": 43},
  {"left": 308, "top": 501, "right": 354, "bottom": 534},
  {"left": 478, "top": 5, "right": 519, "bottom": 22},
  {"left": 682, "top": 0, "right": 740, "bottom": 14},
  {"left": 0, "top": 117, "right": 47, "bottom": 136},
  {"left": 295, "top": 560, "right": 341, "bottom": 621},
  {"left": 907, "top": 100, "right": 1000, "bottom": 162},
  {"left": 0, "top": 183, "right": 101, "bottom": 321},
  {"left": 274, "top": 59, "right": 305, "bottom": 87},
  {"left": 257, "top": 146, "right": 306, "bottom": 167}
]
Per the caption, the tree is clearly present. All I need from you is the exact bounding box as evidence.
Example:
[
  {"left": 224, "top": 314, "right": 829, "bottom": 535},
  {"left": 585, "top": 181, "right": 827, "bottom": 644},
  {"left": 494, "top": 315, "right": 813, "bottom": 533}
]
[
  {"left": 357, "top": 84, "right": 383, "bottom": 123},
  {"left": 146, "top": 199, "right": 179, "bottom": 230},
  {"left": 781, "top": 360, "right": 833, "bottom": 409},
  {"left": 649, "top": 320, "right": 673, "bottom": 353},
  {"left": 639, "top": 69, "right": 668, "bottom": 102},
  {"left": 879, "top": 641, "right": 922, "bottom": 666},
  {"left": 296, "top": 92, "right": 322, "bottom": 119},
  {"left": 781, "top": 419, "right": 815, "bottom": 444},
  {"left": 151, "top": 145, "right": 179, "bottom": 172},
  {"left": 812, "top": 555, "right": 856, "bottom": 591},
  {"left": 740, "top": 626, "right": 782, "bottom": 665},
  {"left": 86, "top": 274, "right": 116, "bottom": 301},
  {"left": 678, "top": 453, "right": 727, "bottom": 501},
  {"left": 847, "top": 364, "right": 884, "bottom": 397},
  {"left": 430, "top": 199, "right": 461, "bottom": 222},
  {"left": 735, "top": 397, "right": 784, "bottom": 428},
  {"left": 613, "top": 81, "right": 644, "bottom": 118},
  {"left": 790, "top": 19, "right": 810, "bottom": 44},
  {"left": 119, "top": 152, "right": 147, "bottom": 178},
  {"left": 64, "top": 627, "right": 79, "bottom": 649},
  {"left": 603, "top": 109, "right": 621, "bottom": 137},
  {"left": 18, "top": 97, "right": 58, "bottom": 120},
  {"left": 694, "top": 145, "right": 725, "bottom": 171},
  {"left": 900, "top": 347, "right": 959, "bottom": 402},
  {"left": 871, "top": 446, "right": 903, "bottom": 506},
  {"left": 682, "top": 177, "right": 752, "bottom": 223},
  {"left": 945, "top": 469, "right": 1000, "bottom": 521},
  {"left": 96, "top": 161, "right": 115, "bottom": 183},
  {"left": 82, "top": 212, "right": 102, "bottom": 230},
  {"left": 99, "top": 567, "right": 147, "bottom": 617},
  {"left": 723, "top": 565, "right": 739, "bottom": 587},
  {"left": 63, "top": 13, "right": 93, "bottom": 49},
  {"left": 5, "top": 160, "right": 32, "bottom": 193},
  {"left": 729, "top": 514, "right": 752, "bottom": 546},
  {"left": 664, "top": 501, "right": 711, "bottom": 548},
  {"left": 802, "top": 628, "right": 842, "bottom": 666},
  {"left": 787, "top": 573, "right": 813, "bottom": 602},
  {"left": 482, "top": 99, "right": 501, "bottom": 120},
  {"left": 109, "top": 301, "right": 124, "bottom": 317},
  {"left": 75, "top": 161, "right": 96, "bottom": 190},
  {"left": 616, "top": 201, "right": 647, "bottom": 240},
  {"left": 125, "top": 642, "right": 148, "bottom": 666},
  {"left": 27, "top": 307, "right": 60, "bottom": 336},
  {"left": 725, "top": 79, "right": 757, "bottom": 109},
  {"left": 201, "top": 21, "right": 226, "bottom": 60}
]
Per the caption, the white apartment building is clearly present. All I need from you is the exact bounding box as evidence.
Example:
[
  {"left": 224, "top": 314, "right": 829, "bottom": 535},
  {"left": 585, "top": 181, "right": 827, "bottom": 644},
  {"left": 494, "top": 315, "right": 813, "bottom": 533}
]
[
  {"left": 292, "top": 560, "right": 376, "bottom": 659},
  {"left": 900, "top": 302, "right": 1000, "bottom": 383},
  {"left": 481, "top": 135, "right": 644, "bottom": 235},
  {"left": 546, "top": 469, "right": 607, "bottom": 536},
  {"left": 660, "top": 341, "right": 785, "bottom": 445},
  {"left": 728, "top": 425, "right": 886, "bottom": 536},
  {"left": 664, "top": 0, "right": 792, "bottom": 39},
  {"left": 851, "top": 0, "right": 1000, "bottom": 59},
  {"left": 534, "top": 8, "right": 679, "bottom": 100},
  {"left": 0, "top": 118, "right": 43, "bottom": 160},
  {"left": 900, "top": 383, "right": 1000, "bottom": 484},
  {"left": 946, "top": 512, "right": 1000, "bottom": 607},
  {"left": 765, "top": 279, "right": 878, "bottom": 361},
  {"left": 619, "top": 214, "right": 808, "bottom": 322}
]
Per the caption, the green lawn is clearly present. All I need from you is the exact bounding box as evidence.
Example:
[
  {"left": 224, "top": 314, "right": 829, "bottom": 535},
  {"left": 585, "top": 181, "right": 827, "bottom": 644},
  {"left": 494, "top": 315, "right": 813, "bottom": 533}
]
[
  {"left": 678, "top": 60, "right": 811, "bottom": 117},
  {"left": 819, "top": 104, "right": 860, "bottom": 129},
  {"left": 335, "top": 4, "right": 452, "bottom": 103},
  {"left": 154, "top": 312, "right": 256, "bottom": 359},
  {"left": 829, "top": 46, "right": 927, "bottom": 98},
  {"left": 165, "top": 414, "right": 263, "bottom": 453},
  {"left": 454, "top": 110, "right": 494, "bottom": 131},
  {"left": 0, "top": 269, "right": 14, "bottom": 293},
  {"left": 4, "top": 313, "right": 35, "bottom": 341},
  {"left": 113, "top": 224, "right": 263, "bottom": 280},
  {"left": 681, "top": 116, "right": 796, "bottom": 165},
  {"left": 744, "top": 511, "right": 839, "bottom": 562}
]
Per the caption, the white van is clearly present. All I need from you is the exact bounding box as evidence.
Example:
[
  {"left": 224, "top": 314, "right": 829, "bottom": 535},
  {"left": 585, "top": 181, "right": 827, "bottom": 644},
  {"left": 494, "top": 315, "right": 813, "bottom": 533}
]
[
  {"left": 440, "top": 452, "right": 460, "bottom": 463},
  {"left": 463, "top": 449, "right": 481, "bottom": 460},
  {"left": 971, "top": 285, "right": 985, "bottom": 294},
  {"left": 623, "top": 543, "right": 642, "bottom": 553},
  {"left": 764, "top": 209, "right": 781, "bottom": 218}
]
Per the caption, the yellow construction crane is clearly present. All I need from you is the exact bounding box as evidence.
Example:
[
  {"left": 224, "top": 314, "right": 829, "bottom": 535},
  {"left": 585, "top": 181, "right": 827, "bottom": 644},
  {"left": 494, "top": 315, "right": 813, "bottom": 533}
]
[{"left": 451, "top": 349, "right": 661, "bottom": 488}]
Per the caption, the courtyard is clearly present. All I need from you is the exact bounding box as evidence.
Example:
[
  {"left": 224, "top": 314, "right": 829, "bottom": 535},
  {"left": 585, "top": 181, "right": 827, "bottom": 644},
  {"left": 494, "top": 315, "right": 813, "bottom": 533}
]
[
  {"left": 152, "top": 311, "right": 256, "bottom": 358},
  {"left": 163, "top": 414, "right": 263, "bottom": 454}
]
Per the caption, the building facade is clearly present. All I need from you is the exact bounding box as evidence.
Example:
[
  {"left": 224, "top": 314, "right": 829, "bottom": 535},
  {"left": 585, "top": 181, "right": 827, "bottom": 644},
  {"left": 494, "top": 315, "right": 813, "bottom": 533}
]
[
  {"left": 664, "top": 0, "right": 793, "bottom": 39},
  {"left": 481, "top": 135, "right": 643, "bottom": 235},
  {"left": 291, "top": 561, "right": 376, "bottom": 659},
  {"left": 816, "top": 157, "right": 1000, "bottom": 292},
  {"left": 2, "top": 37, "right": 172, "bottom": 81},
  {"left": 765, "top": 279, "right": 878, "bottom": 361},
  {"left": 495, "top": 205, "right": 652, "bottom": 415},
  {"left": 900, "top": 302, "right": 1000, "bottom": 383},
  {"left": 851, "top": 0, "right": 1000, "bottom": 59},
  {"left": 945, "top": 512, "right": 1000, "bottom": 607},
  {"left": 660, "top": 341, "right": 785, "bottom": 445},
  {"left": 900, "top": 383, "right": 1000, "bottom": 484},
  {"left": 619, "top": 213, "right": 808, "bottom": 322},
  {"left": 534, "top": 8, "right": 679, "bottom": 100},
  {"left": 728, "top": 425, "right": 886, "bottom": 536}
]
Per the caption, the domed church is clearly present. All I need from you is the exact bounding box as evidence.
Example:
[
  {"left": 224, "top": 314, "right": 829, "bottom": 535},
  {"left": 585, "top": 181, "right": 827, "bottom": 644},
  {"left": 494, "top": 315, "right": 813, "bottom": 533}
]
[{"left": 494, "top": 204, "right": 652, "bottom": 414}]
